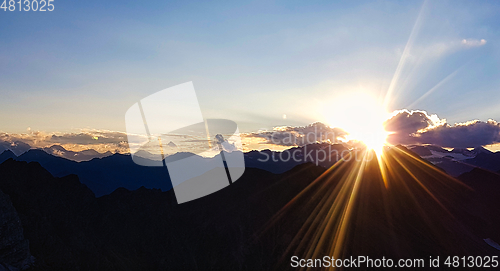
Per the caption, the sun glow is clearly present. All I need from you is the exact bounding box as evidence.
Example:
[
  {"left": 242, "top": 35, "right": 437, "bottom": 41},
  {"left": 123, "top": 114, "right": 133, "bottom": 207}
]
[{"left": 322, "top": 90, "right": 390, "bottom": 156}]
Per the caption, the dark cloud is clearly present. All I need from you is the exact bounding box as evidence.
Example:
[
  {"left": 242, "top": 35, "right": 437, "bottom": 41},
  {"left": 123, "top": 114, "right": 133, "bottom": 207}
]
[
  {"left": 414, "top": 120, "right": 500, "bottom": 148},
  {"left": 385, "top": 110, "right": 500, "bottom": 148},
  {"left": 385, "top": 110, "right": 439, "bottom": 135},
  {"left": 246, "top": 122, "right": 347, "bottom": 147}
]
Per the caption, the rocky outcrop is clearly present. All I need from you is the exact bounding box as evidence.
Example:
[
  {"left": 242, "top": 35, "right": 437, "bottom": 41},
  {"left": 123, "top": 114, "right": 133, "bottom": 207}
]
[{"left": 0, "top": 189, "right": 33, "bottom": 271}]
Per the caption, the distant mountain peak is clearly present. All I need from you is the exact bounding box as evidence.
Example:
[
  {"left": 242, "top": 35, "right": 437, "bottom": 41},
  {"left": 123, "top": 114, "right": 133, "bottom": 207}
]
[
  {"left": 79, "top": 149, "right": 100, "bottom": 156},
  {"left": 167, "top": 141, "right": 177, "bottom": 148},
  {"left": 47, "top": 145, "right": 68, "bottom": 152},
  {"left": 0, "top": 149, "right": 17, "bottom": 157},
  {"left": 24, "top": 149, "right": 52, "bottom": 156},
  {"left": 0, "top": 140, "right": 31, "bottom": 156},
  {"left": 0, "top": 149, "right": 18, "bottom": 164},
  {"left": 472, "top": 146, "right": 493, "bottom": 154},
  {"left": 41, "top": 145, "right": 113, "bottom": 162}
]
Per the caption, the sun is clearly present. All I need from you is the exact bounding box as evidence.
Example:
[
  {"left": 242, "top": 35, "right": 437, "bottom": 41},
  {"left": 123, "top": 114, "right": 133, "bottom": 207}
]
[
  {"left": 321, "top": 90, "right": 390, "bottom": 156},
  {"left": 355, "top": 125, "right": 390, "bottom": 157}
]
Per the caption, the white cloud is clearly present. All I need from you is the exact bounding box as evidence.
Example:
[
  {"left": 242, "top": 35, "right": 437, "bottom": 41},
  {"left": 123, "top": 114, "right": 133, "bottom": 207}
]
[
  {"left": 0, "top": 129, "right": 132, "bottom": 155},
  {"left": 386, "top": 109, "right": 500, "bottom": 148},
  {"left": 461, "top": 38, "right": 487, "bottom": 47}
]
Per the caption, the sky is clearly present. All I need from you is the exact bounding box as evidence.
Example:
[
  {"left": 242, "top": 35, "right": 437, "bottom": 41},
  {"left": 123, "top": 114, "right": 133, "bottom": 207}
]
[{"left": 1, "top": 0, "right": 500, "bottom": 153}]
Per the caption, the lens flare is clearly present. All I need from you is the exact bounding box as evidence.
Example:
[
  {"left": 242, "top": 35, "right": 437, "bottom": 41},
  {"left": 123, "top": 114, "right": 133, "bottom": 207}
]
[{"left": 321, "top": 90, "right": 390, "bottom": 156}]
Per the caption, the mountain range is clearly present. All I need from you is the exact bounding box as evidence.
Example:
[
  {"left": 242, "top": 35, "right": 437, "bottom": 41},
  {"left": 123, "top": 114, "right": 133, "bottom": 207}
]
[
  {"left": 1, "top": 145, "right": 500, "bottom": 270},
  {"left": 0, "top": 143, "right": 348, "bottom": 197},
  {"left": 1, "top": 143, "right": 499, "bottom": 197},
  {"left": 0, "top": 149, "right": 171, "bottom": 197},
  {"left": 42, "top": 145, "right": 113, "bottom": 162},
  {"left": 407, "top": 145, "right": 499, "bottom": 177}
]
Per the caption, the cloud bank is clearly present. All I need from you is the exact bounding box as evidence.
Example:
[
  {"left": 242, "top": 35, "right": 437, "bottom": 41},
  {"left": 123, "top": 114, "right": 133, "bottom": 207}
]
[
  {"left": 246, "top": 110, "right": 500, "bottom": 150},
  {"left": 0, "top": 130, "right": 130, "bottom": 155},
  {"left": 386, "top": 110, "right": 500, "bottom": 148},
  {"left": 244, "top": 122, "right": 348, "bottom": 147},
  {"left": 2, "top": 109, "right": 500, "bottom": 158}
]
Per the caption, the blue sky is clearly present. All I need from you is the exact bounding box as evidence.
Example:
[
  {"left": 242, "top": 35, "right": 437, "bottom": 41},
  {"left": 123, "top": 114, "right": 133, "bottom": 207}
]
[{"left": 1, "top": 0, "right": 500, "bottom": 134}]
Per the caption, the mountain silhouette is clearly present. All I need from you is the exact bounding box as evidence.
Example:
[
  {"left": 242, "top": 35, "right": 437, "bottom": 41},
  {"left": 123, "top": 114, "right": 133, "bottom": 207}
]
[
  {"left": 0, "top": 158, "right": 324, "bottom": 270},
  {"left": 0, "top": 149, "right": 17, "bottom": 164},
  {"left": 2, "top": 141, "right": 500, "bottom": 198},
  {"left": 1, "top": 145, "right": 500, "bottom": 270},
  {"left": 259, "top": 145, "right": 500, "bottom": 269},
  {"left": 12, "top": 149, "right": 170, "bottom": 196},
  {"left": 0, "top": 187, "right": 33, "bottom": 270},
  {"left": 0, "top": 143, "right": 348, "bottom": 197},
  {"left": 407, "top": 145, "right": 500, "bottom": 177},
  {"left": 408, "top": 145, "right": 433, "bottom": 156},
  {"left": 43, "top": 145, "right": 113, "bottom": 162},
  {"left": 244, "top": 143, "right": 348, "bottom": 173},
  {"left": 0, "top": 141, "right": 30, "bottom": 156},
  {"left": 464, "top": 151, "right": 500, "bottom": 172}
]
